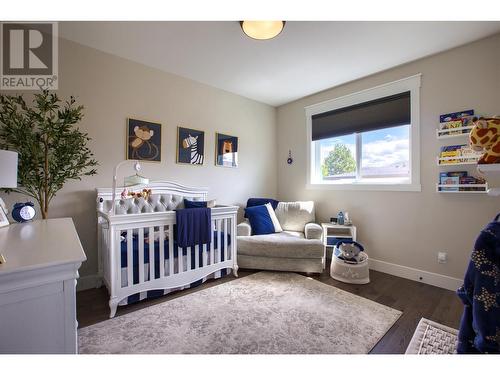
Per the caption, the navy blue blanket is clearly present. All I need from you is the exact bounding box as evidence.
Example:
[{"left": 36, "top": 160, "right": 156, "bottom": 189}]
[
  {"left": 457, "top": 213, "right": 500, "bottom": 353},
  {"left": 176, "top": 207, "right": 212, "bottom": 248}
]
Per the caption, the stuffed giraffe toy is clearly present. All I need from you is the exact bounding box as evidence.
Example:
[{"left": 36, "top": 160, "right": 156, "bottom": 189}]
[{"left": 469, "top": 117, "right": 500, "bottom": 164}]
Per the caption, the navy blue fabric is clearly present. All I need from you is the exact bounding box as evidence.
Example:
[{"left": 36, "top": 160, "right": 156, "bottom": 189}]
[
  {"left": 120, "top": 231, "right": 230, "bottom": 304},
  {"left": 176, "top": 207, "right": 211, "bottom": 247},
  {"left": 457, "top": 213, "right": 500, "bottom": 353},
  {"left": 244, "top": 198, "right": 279, "bottom": 218},
  {"left": 184, "top": 199, "right": 208, "bottom": 209},
  {"left": 244, "top": 205, "right": 276, "bottom": 235}
]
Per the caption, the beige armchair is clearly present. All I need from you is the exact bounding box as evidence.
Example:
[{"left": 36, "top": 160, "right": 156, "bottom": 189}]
[{"left": 237, "top": 201, "right": 325, "bottom": 273}]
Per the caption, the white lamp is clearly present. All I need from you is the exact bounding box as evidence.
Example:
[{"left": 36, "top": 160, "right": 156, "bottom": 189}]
[{"left": 0, "top": 150, "right": 18, "bottom": 228}]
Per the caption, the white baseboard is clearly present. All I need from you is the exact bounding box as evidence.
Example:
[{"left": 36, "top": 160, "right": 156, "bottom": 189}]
[
  {"left": 76, "top": 262, "right": 462, "bottom": 292},
  {"left": 369, "top": 258, "right": 462, "bottom": 291},
  {"left": 76, "top": 274, "right": 101, "bottom": 291}
]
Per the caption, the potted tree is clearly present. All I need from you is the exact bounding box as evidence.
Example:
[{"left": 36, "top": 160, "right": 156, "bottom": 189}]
[{"left": 0, "top": 90, "right": 97, "bottom": 219}]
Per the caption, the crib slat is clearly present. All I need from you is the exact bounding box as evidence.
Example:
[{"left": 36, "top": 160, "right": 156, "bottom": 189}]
[
  {"left": 216, "top": 219, "right": 222, "bottom": 278},
  {"left": 168, "top": 225, "right": 174, "bottom": 276},
  {"left": 138, "top": 228, "right": 144, "bottom": 283},
  {"left": 202, "top": 243, "right": 207, "bottom": 267},
  {"left": 218, "top": 219, "right": 222, "bottom": 264},
  {"left": 127, "top": 230, "right": 133, "bottom": 286},
  {"left": 113, "top": 230, "right": 121, "bottom": 293},
  {"left": 186, "top": 245, "right": 192, "bottom": 272},
  {"left": 224, "top": 218, "right": 228, "bottom": 262},
  {"left": 227, "top": 217, "right": 232, "bottom": 260},
  {"left": 210, "top": 223, "right": 215, "bottom": 265},
  {"left": 149, "top": 226, "right": 155, "bottom": 280},
  {"left": 159, "top": 226, "right": 165, "bottom": 277},
  {"left": 178, "top": 244, "right": 183, "bottom": 273},
  {"left": 195, "top": 244, "right": 200, "bottom": 269}
]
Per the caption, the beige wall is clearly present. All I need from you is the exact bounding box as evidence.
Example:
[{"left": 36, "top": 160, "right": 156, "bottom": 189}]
[
  {"left": 276, "top": 33, "right": 500, "bottom": 279},
  {"left": 2, "top": 32, "right": 499, "bottom": 282},
  {"left": 0, "top": 38, "right": 278, "bottom": 277}
]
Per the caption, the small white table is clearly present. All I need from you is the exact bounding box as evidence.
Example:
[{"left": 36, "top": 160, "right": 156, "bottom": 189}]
[
  {"left": 0, "top": 218, "right": 86, "bottom": 354},
  {"left": 321, "top": 223, "right": 357, "bottom": 259}
]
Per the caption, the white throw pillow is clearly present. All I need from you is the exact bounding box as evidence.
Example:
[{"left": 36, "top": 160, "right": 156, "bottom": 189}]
[
  {"left": 265, "top": 203, "right": 283, "bottom": 233},
  {"left": 275, "top": 201, "right": 315, "bottom": 232}
]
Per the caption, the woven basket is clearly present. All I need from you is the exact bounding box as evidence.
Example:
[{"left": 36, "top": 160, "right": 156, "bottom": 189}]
[
  {"left": 405, "top": 317, "right": 458, "bottom": 354},
  {"left": 330, "top": 252, "right": 370, "bottom": 284}
]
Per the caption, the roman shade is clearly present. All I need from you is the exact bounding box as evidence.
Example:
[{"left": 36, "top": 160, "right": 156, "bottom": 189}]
[{"left": 311, "top": 91, "right": 411, "bottom": 141}]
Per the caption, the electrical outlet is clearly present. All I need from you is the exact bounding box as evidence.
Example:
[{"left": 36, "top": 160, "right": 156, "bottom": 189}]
[{"left": 438, "top": 252, "right": 447, "bottom": 264}]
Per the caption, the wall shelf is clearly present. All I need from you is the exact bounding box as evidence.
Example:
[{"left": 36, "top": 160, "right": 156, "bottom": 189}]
[
  {"left": 437, "top": 155, "right": 480, "bottom": 166},
  {"left": 436, "top": 183, "right": 488, "bottom": 193},
  {"left": 435, "top": 117, "right": 489, "bottom": 195},
  {"left": 477, "top": 164, "right": 500, "bottom": 174},
  {"left": 477, "top": 164, "right": 500, "bottom": 196},
  {"left": 436, "top": 125, "right": 473, "bottom": 139}
]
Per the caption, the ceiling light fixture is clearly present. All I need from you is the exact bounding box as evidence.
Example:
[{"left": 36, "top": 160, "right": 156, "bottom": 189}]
[{"left": 240, "top": 21, "right": 286, "bottom": 40}]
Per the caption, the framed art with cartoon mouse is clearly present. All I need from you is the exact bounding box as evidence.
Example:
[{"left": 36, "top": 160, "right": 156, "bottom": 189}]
[{"left": 127, "top": 118, "right": 162, "bottom": 162}]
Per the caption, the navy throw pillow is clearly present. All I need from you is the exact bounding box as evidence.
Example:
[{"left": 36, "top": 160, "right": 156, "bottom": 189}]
[
  {"left": 184, "top": 199, "right": 207, "bottom": 209},
  {"left": 244, "top": 205, "right": 276, "bottom": 235},
  {"left": 244, "top": 198, "right": 279, "bottom": 218}
]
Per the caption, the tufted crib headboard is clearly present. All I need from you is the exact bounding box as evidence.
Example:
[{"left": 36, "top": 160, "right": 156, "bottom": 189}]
[{"left": 96, "top": 180, "right": 208, "bottom": 215}]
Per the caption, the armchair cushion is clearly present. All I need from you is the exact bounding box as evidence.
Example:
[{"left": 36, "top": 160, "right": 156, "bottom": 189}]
[
  {"left": 244, "top": 203, "right": 282, "bottom": 235},
  {"left": 305, "top": 222, "right": 323, "bottom": 240},
  {"left": 275, "top": 201, "right": 315, "bottom": 232},
  {"left": 238, "top": 231, "right": 323, "bottom": 259},
  {"left": 237, "top": 221, "right": 252, "bottom": 237},
  {"left": 244, "top": 198, "right": 279, "bottom": 218}
]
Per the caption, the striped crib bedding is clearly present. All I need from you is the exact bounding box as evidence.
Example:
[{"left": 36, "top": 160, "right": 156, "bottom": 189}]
[{"left": 119, "top": 230, "right": 230, "bottom": 305}]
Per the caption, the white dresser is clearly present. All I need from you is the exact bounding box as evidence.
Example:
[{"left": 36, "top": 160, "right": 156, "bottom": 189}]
[{"left": 0, "top": 218, "right": 86, "bottom": 354}]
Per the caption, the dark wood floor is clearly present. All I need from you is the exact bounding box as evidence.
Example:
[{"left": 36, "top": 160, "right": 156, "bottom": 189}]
[{"left": 77, "top": 268, "right": 464, "bottom": 354}]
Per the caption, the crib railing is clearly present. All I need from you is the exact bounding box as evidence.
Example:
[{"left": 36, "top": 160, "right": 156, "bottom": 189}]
[{"left": 97, "top": 206, "right": 238, "bottom": 317}]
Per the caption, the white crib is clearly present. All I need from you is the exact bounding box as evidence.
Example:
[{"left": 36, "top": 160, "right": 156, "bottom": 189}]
[{"left": 96, "top": 181, "right": 238, "bottom": 318}]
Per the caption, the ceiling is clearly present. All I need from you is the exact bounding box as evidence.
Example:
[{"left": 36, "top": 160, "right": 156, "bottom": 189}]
[{"left": 60, "top": 21, "right": 500, "bottom": 107}]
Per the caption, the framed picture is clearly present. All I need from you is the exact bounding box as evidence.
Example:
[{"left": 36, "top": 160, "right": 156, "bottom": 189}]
[
  {"left": 127, "top": 118, "right": 161, "bottom": 162},
  {"left": 177, "top": 127, "right": 205, "bottom": 165},
  {"left": 215, "top": 133, "right": 238, "bottom": 168}
]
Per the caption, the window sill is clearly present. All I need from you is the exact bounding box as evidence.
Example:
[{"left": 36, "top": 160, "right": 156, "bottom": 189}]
[{"left": 306, "top": 183, "right": 422, "bottom": 192}]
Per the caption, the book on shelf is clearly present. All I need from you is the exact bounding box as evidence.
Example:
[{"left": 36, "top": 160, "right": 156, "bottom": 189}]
[
  {"left": 438, "top": 171, "right": 486, "bottom": 191},
  {"left": 438, "top": 144, "right": 482, "bottom": 164},
  {"left": 439, "top": 120, "right": 463, "bottom": 135},
  {"left": 438, "top": 109, "right": 474, "bottom": 136},
  {"left": 460, "top": 176, "right": 479, "bottom": 191},
  {"left": 439, "top": 175, "right": 460, "bottom": 191},
  {"left": 439, "top": 109, "right": 474, "bottom": 123}
]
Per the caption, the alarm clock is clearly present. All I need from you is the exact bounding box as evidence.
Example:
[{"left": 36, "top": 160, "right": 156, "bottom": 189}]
[{"left": 12, "top": 202, "right": 36, "bottom": 223}]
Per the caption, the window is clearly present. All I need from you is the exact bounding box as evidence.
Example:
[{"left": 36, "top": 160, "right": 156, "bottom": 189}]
[
  {"left": 360, "top": 125, "right": 410, "bottom": 181},
  {"left": 306, "top": 75, "right": 421, "bottom": 191}
]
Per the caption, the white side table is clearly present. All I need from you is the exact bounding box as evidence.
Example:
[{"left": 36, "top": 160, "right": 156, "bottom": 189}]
[{"left": 321, "top": 223, "right": 357, "bottom": 260}]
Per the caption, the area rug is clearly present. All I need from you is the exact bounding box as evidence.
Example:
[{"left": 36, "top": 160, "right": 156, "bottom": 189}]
[
  {"left": 405, "top": 317, "right": 458, "bottom": 354},
  {"left": 78, "top": 272, "right": 402, "bottom": 354}
]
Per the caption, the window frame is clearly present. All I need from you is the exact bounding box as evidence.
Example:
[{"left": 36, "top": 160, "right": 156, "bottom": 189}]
[{"left": 305, "top": 74, "right": 421, "bottom": 192}]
